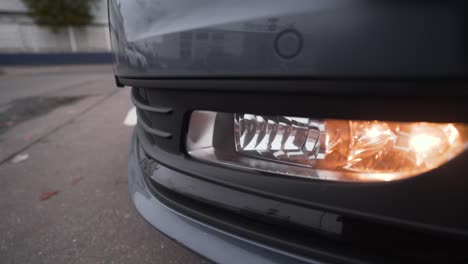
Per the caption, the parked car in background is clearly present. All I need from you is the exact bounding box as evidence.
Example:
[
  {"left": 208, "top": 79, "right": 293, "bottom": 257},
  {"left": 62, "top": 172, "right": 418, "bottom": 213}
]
[{"left": 109, "top": 0, "right": 468, "bottom": 263}]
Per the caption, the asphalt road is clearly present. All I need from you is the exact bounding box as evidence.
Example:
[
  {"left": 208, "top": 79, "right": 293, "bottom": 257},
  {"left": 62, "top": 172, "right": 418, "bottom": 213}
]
[{"left": 0, "top": 65, "right": 207, "bottom": 264}]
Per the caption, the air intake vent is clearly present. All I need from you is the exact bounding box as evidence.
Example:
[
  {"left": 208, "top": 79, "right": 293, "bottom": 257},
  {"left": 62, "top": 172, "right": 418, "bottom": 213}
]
[{"left": 131, "top": 88, "right": 173, "bottom": 139}]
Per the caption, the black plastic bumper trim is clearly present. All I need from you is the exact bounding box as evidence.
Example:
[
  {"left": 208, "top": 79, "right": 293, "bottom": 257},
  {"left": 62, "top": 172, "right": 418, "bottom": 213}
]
[
  {"left": 119, "top": 77, "right": 468, "bottom": 96},
  {"left": 129, "top": 132, "right": 325, "bottom": 264}
]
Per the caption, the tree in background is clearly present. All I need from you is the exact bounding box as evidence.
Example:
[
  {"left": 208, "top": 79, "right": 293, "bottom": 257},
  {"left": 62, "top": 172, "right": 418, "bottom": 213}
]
[{"left": 22, "top": 0, "right": 98, "bottom": 31}]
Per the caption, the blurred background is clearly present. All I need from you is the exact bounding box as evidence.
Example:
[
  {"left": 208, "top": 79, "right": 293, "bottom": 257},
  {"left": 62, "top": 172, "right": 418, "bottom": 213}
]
[
  {"left": 0, "top": 0, "right": 111, "bottom": 64},
  {"left": 0, "top": 0, "right": 206, "bottom": 263}
]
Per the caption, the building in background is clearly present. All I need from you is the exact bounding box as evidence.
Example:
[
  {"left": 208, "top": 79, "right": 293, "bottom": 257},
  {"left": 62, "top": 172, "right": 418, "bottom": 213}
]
[{"left": 0, "top": 0, "right": 110, "bottom": 64}]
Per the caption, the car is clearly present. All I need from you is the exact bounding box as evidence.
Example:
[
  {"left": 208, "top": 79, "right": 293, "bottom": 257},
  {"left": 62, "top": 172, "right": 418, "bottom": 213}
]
[{"left": 108, "top": 0, "right": 468, "bottom": 263}]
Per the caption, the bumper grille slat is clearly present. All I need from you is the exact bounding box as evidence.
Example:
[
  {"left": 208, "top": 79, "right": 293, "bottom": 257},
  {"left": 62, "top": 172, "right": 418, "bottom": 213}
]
[
  {"left": 131, "top": 89, "right": 173, "bottom": 114},
  {"left": 132, "top": 87, "right": 173, "bottom": 139},
  {"left": 136, "top": 111, "right": 172, "bottom": 138}
]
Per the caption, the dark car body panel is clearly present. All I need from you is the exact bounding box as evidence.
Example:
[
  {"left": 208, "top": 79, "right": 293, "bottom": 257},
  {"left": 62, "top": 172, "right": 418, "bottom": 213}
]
[{"left": 109, "top": 0, "right": 467, "bottom": 79}]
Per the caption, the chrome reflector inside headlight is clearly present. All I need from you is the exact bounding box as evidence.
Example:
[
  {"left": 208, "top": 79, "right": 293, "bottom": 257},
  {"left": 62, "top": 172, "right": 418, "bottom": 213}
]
[
  {"left": 187, "top": 111, "right": 467, "bottom": 182},
  {"left": 235, "top": 115, "right": 326, "bottom": 165}
]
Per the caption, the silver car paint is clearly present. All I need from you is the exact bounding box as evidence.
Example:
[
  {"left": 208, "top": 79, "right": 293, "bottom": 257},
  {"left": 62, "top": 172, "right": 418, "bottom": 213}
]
[{"left": 109, "top": 0, "right": 467, "bottom": 78}]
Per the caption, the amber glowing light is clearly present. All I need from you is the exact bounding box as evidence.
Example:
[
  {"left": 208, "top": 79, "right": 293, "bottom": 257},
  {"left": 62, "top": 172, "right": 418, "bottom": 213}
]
[{"left": 314, "top": 121, "right": 466, "bottom": 181}]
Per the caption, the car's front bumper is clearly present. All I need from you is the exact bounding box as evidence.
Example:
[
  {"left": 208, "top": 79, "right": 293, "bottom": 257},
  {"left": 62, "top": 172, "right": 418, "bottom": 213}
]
[
  {"left": 127, "top": 83, "right": 468, "bottom": 263},
  {"left": 128, "top": 131, "right": 320, "bottom": 264}
]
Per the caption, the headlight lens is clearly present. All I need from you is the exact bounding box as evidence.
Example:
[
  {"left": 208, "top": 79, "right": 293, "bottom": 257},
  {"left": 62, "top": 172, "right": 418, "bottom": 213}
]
[{"left": 187, "top": 111, "right": 467, "bottom": 182}]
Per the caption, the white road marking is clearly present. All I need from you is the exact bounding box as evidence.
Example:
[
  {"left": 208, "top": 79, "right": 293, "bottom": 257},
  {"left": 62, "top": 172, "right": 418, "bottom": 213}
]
[
  {"left": 11, "top": 153, "right": 29, "bottom": 164},
  {"left": 123, "top": 107, "right": 137, "bottom": 126}
]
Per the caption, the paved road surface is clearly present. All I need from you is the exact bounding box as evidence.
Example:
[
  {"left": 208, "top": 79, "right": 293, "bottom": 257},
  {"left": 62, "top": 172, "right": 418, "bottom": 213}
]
[{"left": 0, "top": 65, "right": 207, "bottom": 264}]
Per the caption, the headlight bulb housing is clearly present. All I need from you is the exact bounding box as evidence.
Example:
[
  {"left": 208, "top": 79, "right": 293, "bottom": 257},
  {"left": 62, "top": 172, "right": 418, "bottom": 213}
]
[{"left": 187, "top": 111, "right": 467, "bottom": 182}]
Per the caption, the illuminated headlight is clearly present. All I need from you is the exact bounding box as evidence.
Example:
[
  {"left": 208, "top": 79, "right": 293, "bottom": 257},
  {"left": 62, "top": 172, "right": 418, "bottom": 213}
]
[{"left": 187, "top": 111, "right": 467, "bottom": 182}]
